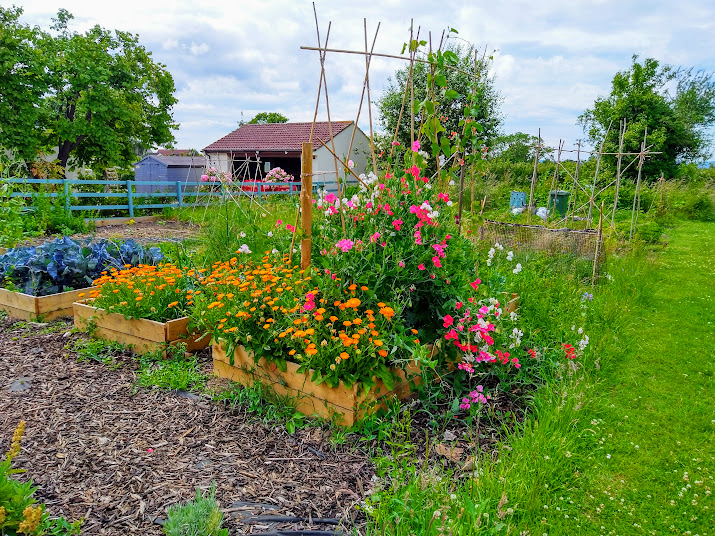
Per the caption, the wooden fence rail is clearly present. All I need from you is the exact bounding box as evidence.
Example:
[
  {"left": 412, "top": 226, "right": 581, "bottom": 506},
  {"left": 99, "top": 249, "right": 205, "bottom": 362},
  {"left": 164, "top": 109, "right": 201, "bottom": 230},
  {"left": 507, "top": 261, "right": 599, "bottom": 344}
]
[{"left": 2, "top": 178, "right": 340, "bottom": 217}]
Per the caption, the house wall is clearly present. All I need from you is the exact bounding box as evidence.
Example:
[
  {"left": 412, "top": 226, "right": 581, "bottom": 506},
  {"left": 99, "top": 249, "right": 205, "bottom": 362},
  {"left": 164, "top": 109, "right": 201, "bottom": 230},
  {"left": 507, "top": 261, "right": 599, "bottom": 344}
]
[
  {"left": 313, "top": 125, "right": 371, "bottom": 192},
  {"left": 207, "top": 152, "right": 231, "bottom": 175}
]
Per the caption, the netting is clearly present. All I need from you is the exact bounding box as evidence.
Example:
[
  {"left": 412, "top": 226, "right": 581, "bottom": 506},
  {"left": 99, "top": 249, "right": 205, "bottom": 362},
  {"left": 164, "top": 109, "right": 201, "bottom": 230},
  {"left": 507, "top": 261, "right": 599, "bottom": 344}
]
[{"left": 478, "top": 219, "right": 605, "bottom": 281}]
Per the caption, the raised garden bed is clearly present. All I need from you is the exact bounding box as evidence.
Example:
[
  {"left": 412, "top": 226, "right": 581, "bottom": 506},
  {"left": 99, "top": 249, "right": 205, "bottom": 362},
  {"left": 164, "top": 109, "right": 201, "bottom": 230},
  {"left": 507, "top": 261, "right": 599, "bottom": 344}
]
[
  {"left": 213, "top": 341, "right": 430, "bottom": 427},
  {"left": 0, "top": 286, "right": 90, "bottom": 321},
  {"left": 73, "top": 301, "right": 209, "bottom": 355}
]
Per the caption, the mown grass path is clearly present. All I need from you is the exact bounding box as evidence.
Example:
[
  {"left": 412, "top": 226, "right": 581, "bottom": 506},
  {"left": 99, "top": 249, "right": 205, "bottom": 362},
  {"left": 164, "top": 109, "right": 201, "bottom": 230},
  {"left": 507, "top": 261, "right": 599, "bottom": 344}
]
[{"left": 556, "top": 222, "right": 715, "bottom": 535}]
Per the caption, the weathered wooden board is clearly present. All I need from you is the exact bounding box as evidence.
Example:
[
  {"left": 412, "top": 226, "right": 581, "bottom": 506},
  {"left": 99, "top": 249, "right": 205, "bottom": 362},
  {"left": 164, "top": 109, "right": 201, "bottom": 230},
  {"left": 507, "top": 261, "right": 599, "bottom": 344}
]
[
  {"left": 73, "top": 301, "right": 209, "bottom": 355},
  {"left": 212, "top": 342, "right": 423, "bottom": 427},
  {"left": 0, "top": 287, "right": 90, "bottom": 321}
]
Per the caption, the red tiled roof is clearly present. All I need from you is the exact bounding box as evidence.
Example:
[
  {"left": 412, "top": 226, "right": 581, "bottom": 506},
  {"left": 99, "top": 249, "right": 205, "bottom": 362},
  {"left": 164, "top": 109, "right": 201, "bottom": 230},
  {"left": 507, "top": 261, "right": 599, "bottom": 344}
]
[
  {"left": 156, "top": 149, "right": 193, "bottom": 156},
  {"left": 203, "top": 121, "right": 353, "bottom": 153}
]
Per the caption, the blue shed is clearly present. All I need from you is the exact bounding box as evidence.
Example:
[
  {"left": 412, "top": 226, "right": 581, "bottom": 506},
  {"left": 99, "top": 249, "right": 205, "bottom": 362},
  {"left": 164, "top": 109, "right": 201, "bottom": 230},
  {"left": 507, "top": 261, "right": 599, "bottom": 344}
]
[{"left": 133, "top": 155, "right": 207, "bottom": 194}]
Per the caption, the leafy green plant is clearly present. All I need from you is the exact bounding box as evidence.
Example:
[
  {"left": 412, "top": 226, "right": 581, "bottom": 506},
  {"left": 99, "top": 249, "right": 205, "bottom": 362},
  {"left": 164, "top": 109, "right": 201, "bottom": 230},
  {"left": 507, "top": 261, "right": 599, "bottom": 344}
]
[
  {"left": 136, "top": 343, "right": 208, "bottom": 392},
  {"left": 0, "top": 237, "right": 163, "bottom": 296},
  {"left": 0, "top": 180, "right": 25, "bottom": 248},
  {"left": 72, "top": 337, "right": 127, "bottom": 369},
  {"left": 162, "top": 484, "right": 227, "bottom": 536}
]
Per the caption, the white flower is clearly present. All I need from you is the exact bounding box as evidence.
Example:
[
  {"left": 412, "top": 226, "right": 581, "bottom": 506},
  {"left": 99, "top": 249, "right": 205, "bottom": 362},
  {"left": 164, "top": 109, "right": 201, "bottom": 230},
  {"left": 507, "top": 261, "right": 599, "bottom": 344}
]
[
  {"left": 449, "top": 180, "right": 455, "bottom": 186},
  {"left": 577, "top": 327, "right": 583, "bottom": 334},
  {"left": 439, "top": 154, "right": 446, "bottom": 166},
  {"left": 418, "top": 150, "right": 428, "bottom": 158},
  {"left": 426, "top": 183, "right": 432, "bottom": 190},
  {"left": 486, "top": 259, "right": 492, "bottom": 266},
  {"left": 488, "top": 248, "right": 495, "bottom": 258},
  {"left": 510, "top": 311, "right": 518, "bottom": 321},
  {"left": 271, "top": 248, "right": 279, "bottom": 254},
  {"left": 495, "top": 242, "right": 504, "bottom": 251},
  {"left": 579, "top": 335, "right": 590, "bottom": 351},
  {"left": 446, "top": 200, "right": 453, "bottom": 206},
  {"left": 512, "top": 263, "right": 522, "bottom": 274},
  {"left": 506, "top": 251, "right": 514, "bottom": 261},
  {"left": 420, "top": 201, "right": 432, "bottom": 211},
  {"left": 238, "top": 244, "right": 252, "bottom": 254},
  {"left": 267, "top": 231, "right": 273, "bottom": 237},
  {"left": 239, "top": 231, "right": 246, "bottom": 238},
  {"left": 348, "top": 159, "right": 355, "bottom": 168}
]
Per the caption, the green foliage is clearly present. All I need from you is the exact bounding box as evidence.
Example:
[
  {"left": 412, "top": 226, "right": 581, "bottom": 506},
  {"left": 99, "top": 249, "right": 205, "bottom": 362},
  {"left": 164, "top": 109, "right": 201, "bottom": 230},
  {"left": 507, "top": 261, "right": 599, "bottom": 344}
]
[
  {"left": 579, "top": 55, "right": 715, "bottom": 180},
  {"left": 73, "top": 337, "right": 127, "bottom": 368},
  {"left": 245, "top": 112, "right": 289, "bottom": 125},
  {"left": 162, "top": 484, "right": 228, "bottom": 536},
  {"left": 490, "top": 132, "right": 553, "bottom": 163},
  {"left": 377, "top": 42, "right": 502, "bottom": 151},
  {"left": 0, "top": 6, "right": 177, "bottom": 175},
  {"left": 136, "top": 344, "right": 208, "bottom": 392}
]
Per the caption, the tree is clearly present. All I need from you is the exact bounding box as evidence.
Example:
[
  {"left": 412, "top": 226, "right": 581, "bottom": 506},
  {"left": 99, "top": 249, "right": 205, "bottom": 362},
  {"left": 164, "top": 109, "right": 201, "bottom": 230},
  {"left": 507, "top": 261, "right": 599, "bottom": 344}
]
[
  {"left": 377, "top": 43, "right": 502, "bottom": 151},
  {"left": 0, "top": 7, "right": 177, "bottom": 174},
  {"left": 248, "top": 112, "right": 289, "bottom": 125},
  {"left": 490, "top": 132, "right": 552, "bottom": 163},
  {"left": 578, "top": 55, "right": 715, "bottom": 180}
]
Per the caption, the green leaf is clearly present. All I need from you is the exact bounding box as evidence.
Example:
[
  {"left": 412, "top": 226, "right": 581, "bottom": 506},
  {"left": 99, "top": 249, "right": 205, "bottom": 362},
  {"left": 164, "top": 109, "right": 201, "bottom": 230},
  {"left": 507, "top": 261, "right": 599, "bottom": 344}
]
[
  {"left": 435, "top": 73, "right": 448, "bottom": 88},
  {"left": 445, "top": 89, "right": 460, "bottom": 100}
]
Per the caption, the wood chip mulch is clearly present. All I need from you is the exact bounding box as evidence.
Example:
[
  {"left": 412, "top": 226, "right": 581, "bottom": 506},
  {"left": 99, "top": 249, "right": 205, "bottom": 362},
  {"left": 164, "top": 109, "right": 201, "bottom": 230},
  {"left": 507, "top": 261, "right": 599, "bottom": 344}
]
[{"left": 0, "top": 318, "right": 374, "bottom": 535}]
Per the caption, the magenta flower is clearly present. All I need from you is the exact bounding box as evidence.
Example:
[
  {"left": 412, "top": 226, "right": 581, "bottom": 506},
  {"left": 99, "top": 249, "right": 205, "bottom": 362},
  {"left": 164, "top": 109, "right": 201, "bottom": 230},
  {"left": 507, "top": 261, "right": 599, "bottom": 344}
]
[
  {"left": 398, "top": 260, "right": 405, "bottom": 267},
  {"left": 412, "top": 140, "right": 421, "bottom": 152},
  {"left": 275, "top": 219, "right": 283, "bottom": 227},
  {"left": 325, "top": 192, "right": 337, "bottom": 204},
  {"left": 432, "top": 256, "right": 442, "bottom": 268},
  {"left": 370, "top": 232, "right": 381, "bottom": 243},
  {"left": 417, "top": 263, "right": 426, "bottom": 270},
  {"left": 336, "top": 238, "right": 354, "bottom": 252},
  {"left": 392, "top": 218, "right": 403, "bottom": 230}
]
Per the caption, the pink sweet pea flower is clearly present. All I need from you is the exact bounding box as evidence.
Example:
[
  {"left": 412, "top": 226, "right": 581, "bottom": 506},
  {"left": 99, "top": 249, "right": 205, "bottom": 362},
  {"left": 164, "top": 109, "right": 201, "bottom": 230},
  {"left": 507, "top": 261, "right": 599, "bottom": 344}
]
[
  {"left": 412, "top": 140, "right": 421, "bottom": 152},
  {"left": 418, "top": 263, "right": 426, "bottom": 270}
]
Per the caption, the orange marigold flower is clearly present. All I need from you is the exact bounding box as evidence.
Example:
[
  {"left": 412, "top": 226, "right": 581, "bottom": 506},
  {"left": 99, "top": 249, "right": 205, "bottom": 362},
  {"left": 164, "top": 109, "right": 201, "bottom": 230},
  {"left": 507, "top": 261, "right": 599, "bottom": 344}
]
[
  {"left": 410, "top": 328, "right": 418, "bottom": 334},
  {"left": 374, "top": 340, "right": 383, "bottom": 347},
  {"left": 289, "top": 349, "right": 296, "bottom": 356},
  {"left": 314, "top": 315, "right": 324, "bottom": 321},
  {"left": 377, "top": 302, "right": 386, "bottom": 308},
  {"left": 361, "top": 285, "right": 368, "bottom": 291},
  {"left": 378, "top": 349, "right": 388, "bottom": 358},
  {"left": 340, "top": 352, "right": 349, "bottom": 360},
  {"left": 343, "top": 320, "right": 352, "bottom": 327},
  {"left": 329, "top": 316, "right": 338, "bottom": 323}
]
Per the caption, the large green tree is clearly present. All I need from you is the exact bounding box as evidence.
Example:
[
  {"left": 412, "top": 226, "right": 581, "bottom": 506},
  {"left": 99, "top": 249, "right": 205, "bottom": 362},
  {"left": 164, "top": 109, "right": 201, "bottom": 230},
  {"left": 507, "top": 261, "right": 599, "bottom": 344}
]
[
  {"left": 377, "top": 43, "right": 502, "bottom": 151},
  {"left": 0, "top": 7, "right": 177, "bottom": 174},
  {"left": 578, "top": 55, "right": 715, "bottom": 180}
]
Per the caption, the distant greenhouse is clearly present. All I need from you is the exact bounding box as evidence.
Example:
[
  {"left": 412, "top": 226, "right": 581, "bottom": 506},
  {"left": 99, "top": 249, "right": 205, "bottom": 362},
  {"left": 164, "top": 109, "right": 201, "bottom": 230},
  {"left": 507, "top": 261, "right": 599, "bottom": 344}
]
[{"left": 133, "top": 155, "right": 207, "bottom": 193}]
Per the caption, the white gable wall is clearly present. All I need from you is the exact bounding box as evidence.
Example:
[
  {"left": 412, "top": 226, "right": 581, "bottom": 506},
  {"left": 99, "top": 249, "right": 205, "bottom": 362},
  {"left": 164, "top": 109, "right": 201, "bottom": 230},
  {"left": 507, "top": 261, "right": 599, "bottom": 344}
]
[{"left": 312, "top": 125, "right": 371, "bottom": 191}]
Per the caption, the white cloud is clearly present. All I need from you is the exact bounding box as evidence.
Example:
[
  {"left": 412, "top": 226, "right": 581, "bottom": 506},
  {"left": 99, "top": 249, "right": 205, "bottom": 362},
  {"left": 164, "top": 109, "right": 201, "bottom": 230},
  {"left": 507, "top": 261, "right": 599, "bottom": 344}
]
[{"left": 16, "top": 0, "right": 715, "bottom": 154}]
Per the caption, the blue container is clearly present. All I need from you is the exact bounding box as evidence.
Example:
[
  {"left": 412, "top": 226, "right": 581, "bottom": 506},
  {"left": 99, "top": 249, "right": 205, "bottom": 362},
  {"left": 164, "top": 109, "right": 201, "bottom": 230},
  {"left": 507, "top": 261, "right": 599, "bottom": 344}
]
[{"left": 510, "top": 191, "right": 527, "bottom": 208}]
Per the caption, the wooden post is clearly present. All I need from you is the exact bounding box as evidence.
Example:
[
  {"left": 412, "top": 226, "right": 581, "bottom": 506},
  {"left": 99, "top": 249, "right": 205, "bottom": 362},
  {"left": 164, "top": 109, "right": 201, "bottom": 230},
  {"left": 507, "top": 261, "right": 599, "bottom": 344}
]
[
  {"left": 63, "top": 179, "right": 70, "bottom": 213},
  {"left": 301, "top": 142, "right": 313, "bottom": 270},
  {"left": 592, "top": 200, "right": 605, "bottom": 288},
  {"left": 457, "top": 155, "right": 466, "bottom": 234},
  {"left": 126, "top": 180, "right": 134, "bottom": 217},
  {"left": 527, "top": 128, "right": 541, "bottom": 223}
]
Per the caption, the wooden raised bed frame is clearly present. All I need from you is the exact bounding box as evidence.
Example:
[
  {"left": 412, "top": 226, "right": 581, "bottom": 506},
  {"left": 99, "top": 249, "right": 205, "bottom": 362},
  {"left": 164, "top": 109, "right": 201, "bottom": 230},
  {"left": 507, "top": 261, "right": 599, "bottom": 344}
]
[
  {"left": 73, "top": 301, "right": 209, "bottom": 355},
  {"left": 0, "top": 287, "right": 90, "bottom": 321},
  {"left": 213, "top": 342, "right": 430, "bottom": 427}
]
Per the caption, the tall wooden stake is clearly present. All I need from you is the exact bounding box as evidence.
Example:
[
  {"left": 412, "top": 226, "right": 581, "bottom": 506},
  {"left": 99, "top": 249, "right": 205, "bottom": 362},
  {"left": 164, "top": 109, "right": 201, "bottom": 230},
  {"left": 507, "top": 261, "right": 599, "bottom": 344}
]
[
  {"left": 592, "top": 200, "right": 604, "bottom": 288},
  {"left": 612, "top": 119, "right": 625, "bottom": 226},
  {"left": 527, "top": 128, "right": 541, "bottom": 223},
  {"left": 301, "top": 142, "right": 313, "bottom": 269}
]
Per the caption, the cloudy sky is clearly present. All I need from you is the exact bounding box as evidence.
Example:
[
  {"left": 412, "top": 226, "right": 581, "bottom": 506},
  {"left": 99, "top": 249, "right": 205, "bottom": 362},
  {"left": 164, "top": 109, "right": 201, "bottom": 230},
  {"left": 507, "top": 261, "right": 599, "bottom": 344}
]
[{"left": 17, "top": 0, "right": 715, "bottom": 158}]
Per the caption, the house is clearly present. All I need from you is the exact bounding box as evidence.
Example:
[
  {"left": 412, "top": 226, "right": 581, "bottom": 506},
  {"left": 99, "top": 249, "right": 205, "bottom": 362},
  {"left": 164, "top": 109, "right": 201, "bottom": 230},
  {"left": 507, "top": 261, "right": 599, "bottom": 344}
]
[
  {"left": 202, "top": 121, "right": 371, "bottom": 191},
  {"left": 133, "top": 154, "right": 207, "bottom": 193}
]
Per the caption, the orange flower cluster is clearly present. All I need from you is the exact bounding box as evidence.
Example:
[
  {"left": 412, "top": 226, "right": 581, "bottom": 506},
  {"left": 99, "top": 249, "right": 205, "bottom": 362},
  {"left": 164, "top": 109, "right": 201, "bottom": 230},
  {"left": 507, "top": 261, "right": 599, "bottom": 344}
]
[
  {"left": 84, "top": 263, "right": 196, "bottom": 321},
  {"left": 190, "top": 254, "right": 403, "bottom": 388}
]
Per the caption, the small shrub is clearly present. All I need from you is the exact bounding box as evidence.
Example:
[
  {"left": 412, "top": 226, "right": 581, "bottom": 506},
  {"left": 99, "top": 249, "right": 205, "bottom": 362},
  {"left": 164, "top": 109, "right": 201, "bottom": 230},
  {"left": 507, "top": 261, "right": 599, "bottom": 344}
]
[{"left": 163, "top": 484, "right": 227, "bottom": 536}]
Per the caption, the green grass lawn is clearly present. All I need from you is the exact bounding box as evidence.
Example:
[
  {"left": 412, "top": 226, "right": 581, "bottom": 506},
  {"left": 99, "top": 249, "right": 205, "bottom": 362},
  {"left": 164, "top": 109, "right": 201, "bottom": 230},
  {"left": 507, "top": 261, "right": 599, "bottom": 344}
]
[{"left": 549, "top": 221, "right": 715, "bottom": 535}]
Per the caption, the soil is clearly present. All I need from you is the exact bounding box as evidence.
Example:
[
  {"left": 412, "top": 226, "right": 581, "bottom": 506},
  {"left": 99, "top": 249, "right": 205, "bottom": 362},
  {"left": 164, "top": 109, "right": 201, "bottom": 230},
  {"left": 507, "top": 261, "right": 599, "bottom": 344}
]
[
  {"left": 0, "top": 318, "right": 373, "bottom": 535},
  {"left": 20, "top": 220, "right": 201, "bottom": 247}
]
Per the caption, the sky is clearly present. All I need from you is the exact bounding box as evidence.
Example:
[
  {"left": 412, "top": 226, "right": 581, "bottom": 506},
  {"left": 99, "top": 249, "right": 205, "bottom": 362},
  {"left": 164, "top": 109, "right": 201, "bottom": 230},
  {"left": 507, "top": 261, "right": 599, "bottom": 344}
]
[{"left": 15, "top": 0, "right": 715, "bottom": 158}]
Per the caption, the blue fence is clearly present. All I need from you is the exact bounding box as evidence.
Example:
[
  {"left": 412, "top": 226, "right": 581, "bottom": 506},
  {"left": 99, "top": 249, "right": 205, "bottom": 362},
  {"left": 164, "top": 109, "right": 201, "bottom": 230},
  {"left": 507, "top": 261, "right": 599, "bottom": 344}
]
[{"left": 3, "top": 178, "right": 305, "bottom": 218}]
